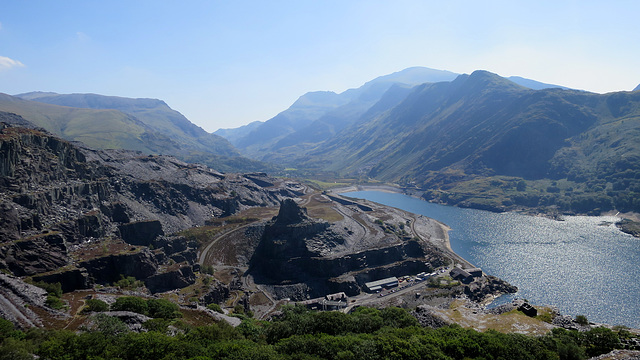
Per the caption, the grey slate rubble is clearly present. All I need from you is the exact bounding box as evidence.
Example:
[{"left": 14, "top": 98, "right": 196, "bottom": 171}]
[{"left": 0, "top": 120, "right": 304, "bottom": 327}]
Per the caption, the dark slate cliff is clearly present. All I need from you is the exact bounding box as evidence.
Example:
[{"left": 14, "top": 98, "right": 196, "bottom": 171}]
[
  {"left": 0, "top": 120, "right": 303, "bottom": 297},
  {"left": 249, "top": 199, "right": 448, "bottom": 299}
]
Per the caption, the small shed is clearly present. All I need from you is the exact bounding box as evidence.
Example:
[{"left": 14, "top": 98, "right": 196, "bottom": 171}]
[{"left": 518, "top": 302, "right": 538, "bottom": 317}]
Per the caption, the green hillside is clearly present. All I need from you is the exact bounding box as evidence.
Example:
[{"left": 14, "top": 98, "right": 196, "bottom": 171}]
[
  {"left": 0, "top": 93, "right": 271, "bottom": 172},
  {"left": 16, "top": 92, "right": 239, "bottom": 157},
  {"left": 290, "top": 71, "right": 640, "bottom": 215}
]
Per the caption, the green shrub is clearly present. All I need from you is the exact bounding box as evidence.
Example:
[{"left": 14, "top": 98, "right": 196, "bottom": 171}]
[
  {"left": 207, "top": 303, "right": 223, "bottom": 313},
  {"left": 92, "top": 313, "right": 129, "bottom": 336},
  {"left": 45, "top": 295, "right": 66, "bottom": 310},
  {"left": 32, "top": 281, "right": 62, "bottom": 298},
  {"left": 147, "top": 299, "right": 181, "bottom": 319},
  {"left": 111, "top": 296, "right": 148, "bottom": 315},
  {"left": 201, "top": 265, "right": 214, "bottom": 275},
  {"left": 143, "top": 318, "right": 171, "bottom": 333},
  {"left": 115, "top": 275, "right": 143, "bottom": 290},
  {"left": 0, "top": 318, "right": 23, "bottom": 341},
  {"left": 232, "top": 304, "right": 245, "bottom": 315},
  {"left": 575, "top": 315, "right": 589, "bottom": 326},
  {"left": 83, "top": 299, "right": 109, "bottom": 313}
]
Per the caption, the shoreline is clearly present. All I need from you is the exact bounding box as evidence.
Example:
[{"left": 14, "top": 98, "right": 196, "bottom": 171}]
[
  {"left": 332, "top": 184, "right": 639, "bottom": 238},
  {"left": 331, "top": 185, "right": 640, "bottom": 331},
  {"left": 331, "top": 185, "right": 475, "bottom": 269}
]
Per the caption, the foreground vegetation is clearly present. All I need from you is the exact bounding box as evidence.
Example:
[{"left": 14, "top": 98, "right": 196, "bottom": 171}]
[{"left": 0, "top": 305, "right": 624, "bottom": 360}]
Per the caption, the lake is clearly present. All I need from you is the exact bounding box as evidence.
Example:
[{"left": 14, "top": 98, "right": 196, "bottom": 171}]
[{"left": 341, "top": 190, "right": 640, "bottom": 328}]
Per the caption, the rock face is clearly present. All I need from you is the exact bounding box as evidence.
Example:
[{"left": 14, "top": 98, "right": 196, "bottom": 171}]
[
  {"left": 119, "top": 220, "right": 164, "bottom": 246},
  {"left": 463, "top": 275, "right": 518, "bottom": 302},
  {"left": 0, "top": 233, "right": 68, "bottom": 276},
  {"left": 412, "top": 305, "right": 450, "bottom": 328},
  {"left": 199, "top": 279, "right": 231, "bottom": 305},
  {"left": 144, "top": 266, "right": 196, "bottom": 293},
  {"left": 252, "top": 199, "right": 332, "bottom": 263},
  {"left": 249, "top": 199, "right": 448, "bottom": 299},
  {"left": 0, "top": 121, "right": 303, "bottom": 302},
  {"left": 80, "top": 249, "right": 159, "bottom": 284}
]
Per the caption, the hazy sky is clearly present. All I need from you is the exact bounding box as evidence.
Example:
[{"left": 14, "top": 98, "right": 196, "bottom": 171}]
[{"left": 1, "top": 1, "right": 639, "bottom": 132}]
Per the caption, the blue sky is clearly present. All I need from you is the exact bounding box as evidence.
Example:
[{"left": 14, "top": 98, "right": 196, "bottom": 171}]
[{"left": 1, "top": 1, "right": 639, "bottom": 132}]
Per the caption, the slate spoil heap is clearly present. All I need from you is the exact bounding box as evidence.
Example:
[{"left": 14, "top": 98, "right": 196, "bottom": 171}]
[{"left": 0, "top": 120, "right": 303, "bottom": 326}]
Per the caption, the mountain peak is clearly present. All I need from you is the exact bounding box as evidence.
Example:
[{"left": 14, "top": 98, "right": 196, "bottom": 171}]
[
  {"left": 291, "top": 91, "right": 343, "bottom": 109},
  {"left": 634, "top": 84, "right": 640, "bottom": 92},
  {"left": 274, "top": 199, "right": 310, "bottom": 225},
  {"left": 463, "top": 70, "right": 527, "bottom": 91}
]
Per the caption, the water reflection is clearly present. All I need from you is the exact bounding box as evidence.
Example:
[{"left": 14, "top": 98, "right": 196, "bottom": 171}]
[{"left": 342, "top": 190, "right": 640, "bottom": 328}]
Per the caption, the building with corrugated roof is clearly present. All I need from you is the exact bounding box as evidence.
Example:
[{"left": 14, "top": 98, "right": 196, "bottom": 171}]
[{"left": 364, "top": 277, "right": 399, "bottom": 292}]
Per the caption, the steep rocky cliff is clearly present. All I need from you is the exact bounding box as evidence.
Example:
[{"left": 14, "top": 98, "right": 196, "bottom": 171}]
[
  {"left": 0, "top": 119, "right": 303, "bottom": 300},
  {"left": 249, "top": 198, "right": 449, "bottom": 299}
]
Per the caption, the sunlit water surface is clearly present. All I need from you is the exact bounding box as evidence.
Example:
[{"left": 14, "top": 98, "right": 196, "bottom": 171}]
[{"left": 342, "top": 190, "right": 640, "bottom": 328}]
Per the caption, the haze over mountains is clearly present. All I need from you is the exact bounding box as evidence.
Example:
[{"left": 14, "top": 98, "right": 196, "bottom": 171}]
[
  {"left": 215, "top": 67, "right": 569, "bottom": 159},
  {"left": 0, "top": 92, "right": 269, "bottom": 172},
  {"left": 2, "top": 66, "right": 639, "bottom": 215},
  {"left": 219, "top": 67, "right": 640, "bottom": 215}
]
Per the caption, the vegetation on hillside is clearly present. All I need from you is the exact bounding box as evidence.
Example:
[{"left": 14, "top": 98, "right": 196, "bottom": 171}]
[
  {"left": 277, "top": 72, "right": 640, "bottom": 216},
  {"left": 0, "top": 305, "right": 625, "bottom": 359}
]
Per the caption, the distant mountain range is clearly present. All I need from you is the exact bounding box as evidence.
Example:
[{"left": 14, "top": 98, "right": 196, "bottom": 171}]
[
  {"left": 220, "top": 67, "right": 570, "bottom": 162},
  {"left": 218, "top": 68, "right": 640, "bottom": 215},
  {"left": 4, "top": 66, "right": 638, "bottom": 215},
  {"left": 0, "top": 92, "right": 270, "bottom": 172}
]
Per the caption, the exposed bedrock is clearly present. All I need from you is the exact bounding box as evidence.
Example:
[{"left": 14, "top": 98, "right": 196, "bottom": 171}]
[
  {"left": 0, "top": 123, "right": 304, "bottom": 297},
  {"left": 32, "top": 268, "right": 92, "bottom": 293},
  {"left": 119, "top": 220, "right": 164, "bottom": 246},
  {"left": 144, "top": 265, "right": 196, "bottom": 293},
  {"left": 0, "top": 232, "right": 69, "bottom": 276},
  {"left": 79, "top": 249, "right": 158, "bottom": 284},
  {"left": 249, "top": 199, "right": 449, "bottom": 299}
]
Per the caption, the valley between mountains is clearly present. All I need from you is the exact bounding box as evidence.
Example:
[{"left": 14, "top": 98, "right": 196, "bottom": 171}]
[{"left": 1, "top": 66, "right": 640, "bottom": 358}]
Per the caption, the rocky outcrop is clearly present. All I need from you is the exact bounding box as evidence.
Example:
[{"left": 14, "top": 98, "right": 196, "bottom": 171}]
[
  {"left": 199, "top": 279, "right": 231, "bottom": 305},
  {"left": 32, "top": 268, "right": 92, "bottom": 293},
  {"left": 119, "top": 220, "right": 164, "bottom": 246},
  {"left": 0, "top": 233, "right": 69, "bottom": 276},
  {"left": 412, "top": 305, "right": 451, "bottom": 328},
  {"left": 463, "top": 275, "right": 518, "bottom": 302},
  {"left": 84, "top": 311, "right": 152, "bottom": 333},
  {"left": 144, "top": 266, "right": 196, "bottom": 293},
  {"left": 249, "top": 199, "right": 449, "bottom": 299},
  {"left": 0, "top": 122, "right": 303, "bottom": 299},
  {"left": 80, "top": 249, "right": 158, "bottom": 284}
]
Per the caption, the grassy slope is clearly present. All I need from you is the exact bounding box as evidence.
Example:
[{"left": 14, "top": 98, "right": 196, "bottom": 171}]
[{"left": 0, "top": 93, "right": 163, "bottom": 152}]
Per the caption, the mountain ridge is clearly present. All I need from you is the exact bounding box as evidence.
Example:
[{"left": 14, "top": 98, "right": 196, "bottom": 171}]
[
  {"left": 221, "top": 67, "right": 573, "bottom": 163},
  {"left": 1, "top": 92, "right": 270, "bottom": 173},
  {"left": 282, "top": 70, "right": 640, "bottom": 215}
]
